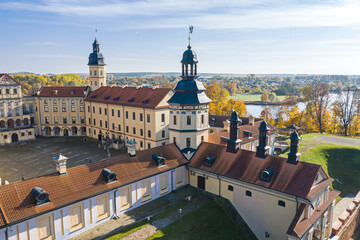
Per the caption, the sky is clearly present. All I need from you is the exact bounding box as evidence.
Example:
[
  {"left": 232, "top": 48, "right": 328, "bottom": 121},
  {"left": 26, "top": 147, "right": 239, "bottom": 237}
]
[{"left": 2, "top": 0, "right": 360, "bottom": 75}]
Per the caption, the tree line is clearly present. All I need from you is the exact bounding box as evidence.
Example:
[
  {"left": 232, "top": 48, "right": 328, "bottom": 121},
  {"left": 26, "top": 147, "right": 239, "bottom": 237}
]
[
  {"left": 12, "top": 74, "right": 85, "bottom": 95},
  {"left": 262, "top": 84, "right": 360, "bottom": 136}
]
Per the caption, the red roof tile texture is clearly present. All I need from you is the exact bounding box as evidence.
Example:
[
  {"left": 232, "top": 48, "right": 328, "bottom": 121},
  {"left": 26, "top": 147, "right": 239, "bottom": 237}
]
[
  {"left": 0, "top": 144, "right": 187, "bottom": 227},
  {"left": 209, "top": 114, "right": 262, "bottom": 128},
  {"left": 208, "top": 120, "right": 276, "bottom": 145},
  {"left": 85, "top": 86, "right": 172, "bottom": 109},
  {"left": 38, "top": 86, "right": 89, "bottom": 97},
  {"left": 287, "top": 189, "right": 340, "bottom": 238},
  {"left": 189, "top": 142, "right": 325, "bottom": 199}
]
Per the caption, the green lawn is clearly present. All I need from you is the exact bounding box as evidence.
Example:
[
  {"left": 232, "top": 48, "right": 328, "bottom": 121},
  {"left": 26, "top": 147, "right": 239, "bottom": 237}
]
[
  {"left": 280, "top": 133, "right": 360, "bottom": 197},
  {"left": 300, "top": 144, "right": 360, "bottom": 197},
  {"left": 105, "top": 201, "right": 190, "bottom": 240},
  {"left": 146, "top": 201, "right": 248, "bottom": 240},
  {"left": 229, "top": 93, "right": 286, "bottom": 101}
]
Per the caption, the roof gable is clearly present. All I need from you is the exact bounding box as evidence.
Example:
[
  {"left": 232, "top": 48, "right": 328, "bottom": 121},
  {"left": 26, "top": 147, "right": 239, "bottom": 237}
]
[
  {"left": 189, "top": 142, "right": 324, "bottom": 199},
  {"left": 0, "top": 74, "right": 21, "bottom": 86}
]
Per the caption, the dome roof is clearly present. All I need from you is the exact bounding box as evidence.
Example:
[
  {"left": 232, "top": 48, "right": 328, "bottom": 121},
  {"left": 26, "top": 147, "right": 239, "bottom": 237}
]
[{"left": 181, "top": 45, "right": 198, "bottom": 64}]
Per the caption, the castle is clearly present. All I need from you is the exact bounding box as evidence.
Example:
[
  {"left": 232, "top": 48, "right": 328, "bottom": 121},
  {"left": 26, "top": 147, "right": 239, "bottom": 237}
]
[{"left": 0, "top": 37, "right": 338, "bottom": 240}]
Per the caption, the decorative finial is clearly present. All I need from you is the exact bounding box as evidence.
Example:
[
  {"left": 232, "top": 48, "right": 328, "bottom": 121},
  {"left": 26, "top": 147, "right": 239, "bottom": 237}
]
[
  {"left": 95, "top": 28, "right": 97, "bottom": 39},
  {"left": 188, "top": 25, "right": 193, "bottom": 47}
]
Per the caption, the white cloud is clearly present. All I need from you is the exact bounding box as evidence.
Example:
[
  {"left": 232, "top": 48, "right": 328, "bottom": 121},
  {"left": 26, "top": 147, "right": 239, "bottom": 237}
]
[{"left": 4, "top": 0, "right": 360, "bottom": 30}]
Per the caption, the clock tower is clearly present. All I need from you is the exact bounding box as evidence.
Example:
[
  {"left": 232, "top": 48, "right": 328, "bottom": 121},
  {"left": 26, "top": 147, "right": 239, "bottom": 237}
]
[
  {"left": 168, "top": 30, "right": 211, "bottom": 158},
  {"left": 88, "top": 38, "right": 106, "bottom": 90}
]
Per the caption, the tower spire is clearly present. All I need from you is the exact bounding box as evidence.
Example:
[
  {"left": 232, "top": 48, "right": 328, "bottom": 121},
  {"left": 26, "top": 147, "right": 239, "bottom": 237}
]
[{"left": 188, "top": 25, "right": 193, "bottom": 48}]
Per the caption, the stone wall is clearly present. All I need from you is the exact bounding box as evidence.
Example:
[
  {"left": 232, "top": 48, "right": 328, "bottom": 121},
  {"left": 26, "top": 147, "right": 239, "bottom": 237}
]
[{"left": 332, "top": 191, "right": 360, "bottom": 239}]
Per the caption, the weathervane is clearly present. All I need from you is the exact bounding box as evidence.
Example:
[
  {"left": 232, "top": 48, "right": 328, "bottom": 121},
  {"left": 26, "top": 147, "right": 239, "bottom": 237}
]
[{"left": 188, "top": 25, "right": 193, "bottom": 47}]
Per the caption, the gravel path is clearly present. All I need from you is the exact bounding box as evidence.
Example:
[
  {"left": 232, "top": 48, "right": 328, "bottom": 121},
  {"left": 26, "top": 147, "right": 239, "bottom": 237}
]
[
  {"left": 300, "top": 135, "right": 360, "bottom": 153},
  {"left": 122, "top": 191, "right": 209, "bottom": 240}
]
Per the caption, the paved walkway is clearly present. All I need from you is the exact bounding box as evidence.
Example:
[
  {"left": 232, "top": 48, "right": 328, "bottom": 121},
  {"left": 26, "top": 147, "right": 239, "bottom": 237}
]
[
  {"left": 70, "top": 186, "right": 209, "bottom": 240},
  {"left": 333, "top": 193, "right": 356, "bottom": 224},
  {"left": 0, "top": 137, "right": 126, "bottom": 183},
  {"left": 300, "top": 135, "right": 360, "bottom": 153}
]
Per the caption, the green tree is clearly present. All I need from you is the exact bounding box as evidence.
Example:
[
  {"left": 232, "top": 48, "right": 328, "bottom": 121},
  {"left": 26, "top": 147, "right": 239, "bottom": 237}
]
[{"left": 268, "top": 92, "right": 277, "bottom": 102}]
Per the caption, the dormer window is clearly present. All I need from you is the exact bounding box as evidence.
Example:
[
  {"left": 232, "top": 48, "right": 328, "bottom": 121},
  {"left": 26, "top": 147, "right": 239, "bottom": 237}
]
[
  {"left": 102, "top": 168, "right": 117, "bottom": 183},
  {"left": 260, "top": 168, "right": 274, "bottom": 182},
  {"left": 31, "top": 187, "right": 50, "bottom": 205},
  {"left": 243, "top": 130, "right": 252, "bottom": 138},
  {"left": 204, "top": 155, "right": 216, "bottom": 167},
  {"left": 152, "top": 154, "right": 165, "bottom": 167}
]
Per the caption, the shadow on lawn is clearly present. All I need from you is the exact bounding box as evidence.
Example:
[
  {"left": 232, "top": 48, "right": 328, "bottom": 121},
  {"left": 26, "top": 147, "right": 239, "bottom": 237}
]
[{"left": 326, "top": 147, "right": 360, "bottom": 197}]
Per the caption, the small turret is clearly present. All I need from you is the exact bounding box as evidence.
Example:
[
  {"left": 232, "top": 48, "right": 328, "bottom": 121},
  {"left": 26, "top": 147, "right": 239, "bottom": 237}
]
[
  {"left": 287, "top": 131, "right": 301, "bottom": 164},
  {"left": 256, "top": 121, "right": 270, "bottom": 158},
  {"left": 226, "top": 110, "right": 242, "bottom": 153}
]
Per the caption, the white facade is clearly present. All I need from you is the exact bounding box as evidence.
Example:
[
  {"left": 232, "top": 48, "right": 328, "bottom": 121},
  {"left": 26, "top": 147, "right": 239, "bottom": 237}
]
[
  {"left": 169, "top": 104, "right": 209, "bottom": 151},
  {"left": 89, "top": 65, "right": 106, "bottom": 91},
  {"left": 0, "top": 166, "right": 186, "bottom": 240}
]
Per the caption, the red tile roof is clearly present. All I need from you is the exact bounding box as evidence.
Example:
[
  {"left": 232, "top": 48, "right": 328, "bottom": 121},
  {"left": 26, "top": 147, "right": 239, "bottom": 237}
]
[
  {"left": 38, "top": 86, "right": 89, "bottom": 97},
  {"left": 189, "top": 142, "right": 327, "bottom": 199},
  {"left": 209, "top": 114, "right": 262, "bottom": 128},
  {"left": 0, "top": 144, "right": 187, "bottom": 227},
  {"left": 208, "top": 120, "right": 276, "bottom": 145},
  {"left": 287, "top": 189, "right": 340, "bottom": 238},
  {"left": 85, "top": 86, "right": 171, "bottom": 109}
]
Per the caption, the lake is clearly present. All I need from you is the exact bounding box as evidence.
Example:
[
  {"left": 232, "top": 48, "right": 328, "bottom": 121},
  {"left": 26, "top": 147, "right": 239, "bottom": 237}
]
[
  {"left": 246, "top": 93, "right": 338, "bottom": 117},
  {"left": 246, "top": 103, "right": 306, "bottom": 117}
]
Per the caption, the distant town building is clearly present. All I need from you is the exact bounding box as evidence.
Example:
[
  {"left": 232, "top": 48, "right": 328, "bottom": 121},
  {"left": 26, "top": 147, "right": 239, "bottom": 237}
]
[{"left": 0, "top": 74, "right": 35, "bottom": 144}]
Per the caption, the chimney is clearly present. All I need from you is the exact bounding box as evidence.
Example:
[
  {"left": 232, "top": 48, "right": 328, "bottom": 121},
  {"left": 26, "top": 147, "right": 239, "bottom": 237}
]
[
  {"left": 223, "top": 119, "right": 230, "bottom": 131},
  {"left": 287, "top": 131, "right": 301, "bottom": 164},
  {"left": 256, "top": 121, "right": 270, "bottom": 158},
  {"left": 226, "top": 110, "right": 242, "bottom": 153},
  {"left": 126, "top": 140, "right": 137, "bottom": 157},
  {"left": 53, "top": 153, "right": 68, "bottom": 175},
  {"left": 249, "top": 116, "right": 255, "bottom": 126}
]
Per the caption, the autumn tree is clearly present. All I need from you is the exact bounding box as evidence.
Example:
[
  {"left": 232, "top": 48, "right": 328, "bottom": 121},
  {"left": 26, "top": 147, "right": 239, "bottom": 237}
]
[
  {"left": 261, "top": 92, "right": 268, "bottom": 102},
  {"left": 333, "top": 87, "right": 360, "bottom": 136},
  {"left": 302, "top": 83, "right": 331, "bottom": 133},
  {"left": 260, "top": 107, "right": 275, "bottom": 125},
  {"left": 230, "top": 82, "right": 237, "bottom": 95}
]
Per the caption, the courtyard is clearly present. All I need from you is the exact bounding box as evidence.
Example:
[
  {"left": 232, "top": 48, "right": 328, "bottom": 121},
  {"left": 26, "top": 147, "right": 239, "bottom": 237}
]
[{"left": 0, "top": 136, "right": 127, "bottom": 183}]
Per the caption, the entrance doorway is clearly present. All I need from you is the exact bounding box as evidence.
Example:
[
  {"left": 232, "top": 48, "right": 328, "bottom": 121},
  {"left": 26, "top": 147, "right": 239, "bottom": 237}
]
[
  {"left": 63, "top": 129, "right": 69, "bottom": 136},
  {"left": 11, "top": 133, "right": 18, "bottom": 143},
  {"left": 197, "top": 176, "right": 205, "bottom": 190}
]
